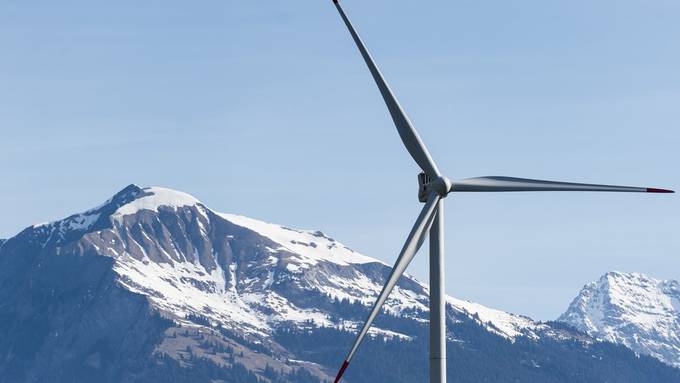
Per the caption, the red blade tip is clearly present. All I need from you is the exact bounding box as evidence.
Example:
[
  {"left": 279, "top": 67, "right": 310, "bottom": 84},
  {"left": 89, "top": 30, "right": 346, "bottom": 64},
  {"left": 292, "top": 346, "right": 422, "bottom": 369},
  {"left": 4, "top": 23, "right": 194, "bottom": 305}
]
[
  {"left": 646, "top": 188, "right": 674, "bottom": 193},
  {"left": 334, "top": 360, "right": 350, "bottom": 383}
]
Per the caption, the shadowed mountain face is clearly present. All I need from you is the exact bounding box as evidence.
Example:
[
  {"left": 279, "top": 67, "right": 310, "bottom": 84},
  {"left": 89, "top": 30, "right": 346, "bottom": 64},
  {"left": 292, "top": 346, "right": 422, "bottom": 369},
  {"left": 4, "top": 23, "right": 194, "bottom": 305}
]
[{"left": 1, "top": 185, "right": 678, "bottom": 383}]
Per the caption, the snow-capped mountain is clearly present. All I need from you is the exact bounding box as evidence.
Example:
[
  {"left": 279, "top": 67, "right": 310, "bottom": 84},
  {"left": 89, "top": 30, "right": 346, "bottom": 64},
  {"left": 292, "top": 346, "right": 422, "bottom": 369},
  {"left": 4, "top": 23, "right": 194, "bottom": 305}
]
[
  {"left": 558, "top": 271, "right": 680, "bottom": 368},
  {"left": 1, "top": 185, "right": 678, "bottom": 383},
  {"left": 25, "top": 184, "right": 541, "bottom": 342}
]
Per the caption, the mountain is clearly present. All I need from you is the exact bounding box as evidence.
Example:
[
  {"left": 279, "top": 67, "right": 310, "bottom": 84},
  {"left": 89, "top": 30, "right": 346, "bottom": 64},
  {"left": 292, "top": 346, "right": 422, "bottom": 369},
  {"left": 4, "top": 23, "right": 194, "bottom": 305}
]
[
  {"left": 1, "top": 185, "right": 678, "bottom": 383},
  {"left": 558, "top": 271, "right": 680, "bottom": 368}
]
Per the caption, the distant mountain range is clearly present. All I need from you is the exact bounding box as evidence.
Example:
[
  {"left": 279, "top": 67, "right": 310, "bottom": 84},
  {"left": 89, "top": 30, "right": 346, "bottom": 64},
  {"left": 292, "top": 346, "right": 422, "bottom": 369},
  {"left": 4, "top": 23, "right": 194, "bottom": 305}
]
[{"left": 0, "top": 185, "right": 678, "bottom": 382}]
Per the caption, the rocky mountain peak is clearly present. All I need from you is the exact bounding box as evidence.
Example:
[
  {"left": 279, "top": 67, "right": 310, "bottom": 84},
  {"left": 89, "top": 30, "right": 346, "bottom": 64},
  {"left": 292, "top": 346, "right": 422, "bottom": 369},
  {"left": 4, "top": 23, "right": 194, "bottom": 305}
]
[
  {"left": 109, "top": 183, "right": 145, "bottom": 206},
  {"left": 559, "top": 271, "right": 680, "bottom": 367}
]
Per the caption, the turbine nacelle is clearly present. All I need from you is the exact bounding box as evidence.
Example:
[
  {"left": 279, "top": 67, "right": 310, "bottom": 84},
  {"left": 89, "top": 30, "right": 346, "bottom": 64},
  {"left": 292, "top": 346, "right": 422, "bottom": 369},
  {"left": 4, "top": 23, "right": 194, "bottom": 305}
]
[{"left": 418, "top": 173, "right": 451, "bottom": 202}]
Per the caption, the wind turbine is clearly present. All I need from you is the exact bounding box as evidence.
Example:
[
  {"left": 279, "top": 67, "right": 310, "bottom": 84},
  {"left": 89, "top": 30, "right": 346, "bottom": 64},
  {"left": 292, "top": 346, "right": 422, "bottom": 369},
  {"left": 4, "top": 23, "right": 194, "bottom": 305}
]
[{"left": 329, "top": 1, "right": 674, "bottom": 382}]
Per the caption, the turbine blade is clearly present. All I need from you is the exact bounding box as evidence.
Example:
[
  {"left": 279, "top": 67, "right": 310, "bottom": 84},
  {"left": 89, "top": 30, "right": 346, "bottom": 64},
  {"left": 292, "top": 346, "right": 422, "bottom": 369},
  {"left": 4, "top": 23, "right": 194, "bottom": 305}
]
[
  {"left": 449, "top": 176, "right": 674, "bottom": 193},
  {"left": 333, "top": 0, "right": 440, "bottom": 177},
  {"left": 333, "top": 192, "right": 441, "bottom": 383}
]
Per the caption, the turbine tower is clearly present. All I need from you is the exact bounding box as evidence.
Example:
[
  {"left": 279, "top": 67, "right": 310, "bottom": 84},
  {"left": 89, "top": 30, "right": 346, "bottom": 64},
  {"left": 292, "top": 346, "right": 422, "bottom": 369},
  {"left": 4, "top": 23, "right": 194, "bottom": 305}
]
[{"left": 329, "top": 1, "right": 674, "bottom": 382}]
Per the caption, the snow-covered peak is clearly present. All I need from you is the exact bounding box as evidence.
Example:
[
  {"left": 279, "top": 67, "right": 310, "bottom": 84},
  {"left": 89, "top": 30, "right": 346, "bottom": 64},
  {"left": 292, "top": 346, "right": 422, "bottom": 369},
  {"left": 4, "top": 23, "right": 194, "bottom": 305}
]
[
  {"left": 112, "top": 186, "right": 202, "bottom": 219},
  {"left": 28, "top": 185, "right": 203, "bottom": 237},
  {"left": 559, "top": 271, "right": 680, "bottom": 367},
  {"left": 27, "top": 185, "right": 377, "bottom": 269},
  {"left": 561, "top": 272, "right": 680, "bottom": 334}
]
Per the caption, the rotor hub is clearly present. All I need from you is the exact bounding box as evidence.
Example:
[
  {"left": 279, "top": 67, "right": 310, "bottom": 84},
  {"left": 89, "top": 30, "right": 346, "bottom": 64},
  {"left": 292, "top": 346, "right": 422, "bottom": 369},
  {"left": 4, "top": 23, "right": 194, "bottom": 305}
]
[{"left": 418, "top": 173, "right": 451, "bottom": 202}]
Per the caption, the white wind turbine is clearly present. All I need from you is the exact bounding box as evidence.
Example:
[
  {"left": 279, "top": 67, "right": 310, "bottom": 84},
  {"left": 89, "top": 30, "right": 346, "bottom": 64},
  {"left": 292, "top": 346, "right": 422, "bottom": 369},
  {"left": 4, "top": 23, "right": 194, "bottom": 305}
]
[{"left": 328, "top": 1, "right": 674, "bottom": 382}]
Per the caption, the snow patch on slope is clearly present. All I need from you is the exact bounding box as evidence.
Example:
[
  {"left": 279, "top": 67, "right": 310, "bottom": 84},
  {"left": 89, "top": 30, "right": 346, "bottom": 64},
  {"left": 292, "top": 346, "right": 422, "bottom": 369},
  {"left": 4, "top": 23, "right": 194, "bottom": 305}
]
[
  {"left": 113, "top": 255, "right": 269, "bottom": 335},
  {"left": 448, "top": 297, "right": 544, "bottom": 339},
  {"left": 217, "top": 213, "right": 376, "bottom": 267}
]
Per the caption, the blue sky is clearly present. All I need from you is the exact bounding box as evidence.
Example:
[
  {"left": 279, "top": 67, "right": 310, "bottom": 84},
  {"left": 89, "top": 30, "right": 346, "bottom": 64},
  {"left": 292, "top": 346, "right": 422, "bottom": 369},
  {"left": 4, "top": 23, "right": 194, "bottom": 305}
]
[{"left": 1, "top": 0, "right": 678, "bottom": 320}]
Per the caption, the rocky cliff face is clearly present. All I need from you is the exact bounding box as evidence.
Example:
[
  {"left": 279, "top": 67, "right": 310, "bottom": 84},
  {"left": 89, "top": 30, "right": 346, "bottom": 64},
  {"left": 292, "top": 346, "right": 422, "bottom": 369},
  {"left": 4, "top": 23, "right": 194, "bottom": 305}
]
[{"left": 559, "top": 271, "right": 680, "bottom": 368}]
